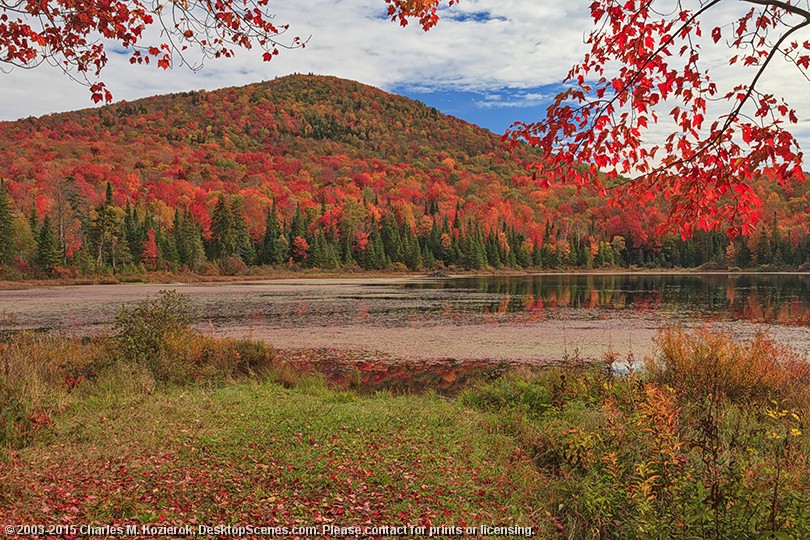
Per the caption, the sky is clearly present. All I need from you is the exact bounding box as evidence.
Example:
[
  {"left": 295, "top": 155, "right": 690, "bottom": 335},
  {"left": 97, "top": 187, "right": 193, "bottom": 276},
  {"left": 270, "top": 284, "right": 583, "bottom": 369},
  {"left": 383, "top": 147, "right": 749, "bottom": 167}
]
[{"left": 1, "top": 0, "right": 809, "bottom": 146}]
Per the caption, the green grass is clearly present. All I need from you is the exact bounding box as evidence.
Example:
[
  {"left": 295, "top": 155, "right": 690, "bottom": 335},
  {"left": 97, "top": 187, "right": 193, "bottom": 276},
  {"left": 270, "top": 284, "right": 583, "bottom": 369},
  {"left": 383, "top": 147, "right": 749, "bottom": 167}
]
[
  {"left": 1, "top": 378, "right": 544, "bottom": 534},
  {"left": 3, "top": 296, "right": 809, "bottom": 538}
]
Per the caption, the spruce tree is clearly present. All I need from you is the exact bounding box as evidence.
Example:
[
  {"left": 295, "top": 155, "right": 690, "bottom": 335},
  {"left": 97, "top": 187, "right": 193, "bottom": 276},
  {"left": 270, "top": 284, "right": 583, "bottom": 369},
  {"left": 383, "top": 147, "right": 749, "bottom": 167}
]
[
  {"left": 36, "top": 215, "right": 61, "bottom": 274},
  {"left": 230, "top": 199, "right": 256, "bottom": 263},
  {"left": 342, "top": 233, "right": 356, "bottom": 266},
  {"left": 89, "top": 182, "right": 126, "bottom": 268},
  {"left": 156, "top": 225, "right": 178, "bottom": 267},
  {"left": 380, "top": 213, "right": 403, "bottom": 263},
  {"left": 771, "top": 212, "right": 783, "bottom": 266},
  {"left": 175, "top": 210, "right": 207, "bottom": 270},
  {"left": 28, "top": 208, "right": 39, "bottom": 239},
  {"left": 209, "top": 195, "right": 237, "bottom": 260},
  {"left": 261, "top": 200, "right": 284, "bottom": 265},
  {"left": 0, "top": 181, "right": 13, "bottom": 265},
  {"left": 290, "top": 204, "right": 307, "bottom": 241},
  {"left": 124, "top": 202, "right": 145, "bottom": 263},
  {"left": 105, "top": 181, "right": 114, "bottom": 205}
]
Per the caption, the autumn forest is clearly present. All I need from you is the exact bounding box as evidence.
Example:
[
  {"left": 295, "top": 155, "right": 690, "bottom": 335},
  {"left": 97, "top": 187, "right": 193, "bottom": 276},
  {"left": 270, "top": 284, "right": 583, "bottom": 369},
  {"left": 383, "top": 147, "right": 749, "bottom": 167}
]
[{"left": 0, "top": 74, "right": 809, "bottom": 280}]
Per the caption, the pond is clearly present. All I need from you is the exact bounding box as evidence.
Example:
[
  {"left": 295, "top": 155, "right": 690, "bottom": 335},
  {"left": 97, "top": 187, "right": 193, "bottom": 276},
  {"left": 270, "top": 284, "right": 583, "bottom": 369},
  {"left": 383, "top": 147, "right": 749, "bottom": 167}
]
[{"left": 1, "top": 273, "right": 808, "bottom": 367}]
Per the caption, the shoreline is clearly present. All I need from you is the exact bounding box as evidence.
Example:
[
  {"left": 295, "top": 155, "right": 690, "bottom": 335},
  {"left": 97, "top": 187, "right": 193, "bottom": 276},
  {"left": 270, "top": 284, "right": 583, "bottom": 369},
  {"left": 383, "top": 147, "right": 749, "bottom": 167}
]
[{"left": 1, "top": 267, "right": 808, "bottom": 291}]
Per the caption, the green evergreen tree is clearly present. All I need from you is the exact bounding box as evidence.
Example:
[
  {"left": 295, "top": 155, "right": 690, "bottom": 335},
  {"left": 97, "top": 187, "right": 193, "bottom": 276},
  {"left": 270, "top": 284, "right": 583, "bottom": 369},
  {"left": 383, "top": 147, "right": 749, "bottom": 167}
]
[
  {"left": 261, "top": 200, "right": 285, "bottom": 265},
  {"left": 28, "top": 208, "right": 39, "bottom": 239},
  {"left": 231, "top": 199, "right": 256, "bottom": 263},
  {"left": 380, "top": 213, "right": 404, "bottom": 263},
  {"left": 89, "top": 182, "right": 127, "bottom": 269},
  {"left": 771, "top": 213, "right": 783, "bottom": 266},
  {"left": 402, "top": 227, "right": 422, "bottom": 270},
  {"left": 209, "top": 195, "right": 238, "bottom": 260},
  {"left": 36, "top": 215, "right": 61, "bottom": 274},
  {"left": 290, "top": 204, "right": 308, "bottom": 241},
  {"left": 310, "top": 230, "right": 340, "bottom": 269},
  {"left": 342, "top": 233, "right": 356, "bottom": 266},
  {"left": 104, "top": 182, "right": 113, "bottom": 205},
  {"left": 124, "top": 202, "right": 146, "bottom": 263},
  {"left": 369, "top": 225, "right": 387, "bottom": 269},
  {"left": 734, "top": 237, "right": 752, "bottom": 268},
  {"left": 155, "top": 225, "right": 178, "bottom": 268},
  {"left": 486, "top": 234, "right": 502, "bottom": 269},
  {"left": 0, "top": 180, "right": 13, "bottom": 265},
  {"left": 511, "top": 230, "right": 531, "bottom": 267}
]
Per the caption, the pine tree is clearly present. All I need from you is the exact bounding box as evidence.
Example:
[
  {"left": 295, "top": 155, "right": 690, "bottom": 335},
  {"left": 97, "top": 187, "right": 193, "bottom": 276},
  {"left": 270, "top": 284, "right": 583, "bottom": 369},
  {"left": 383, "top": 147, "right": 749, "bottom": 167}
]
[
  {"left": 771, "top": 212, "right": 783, "bottom": 266},
  {"left": 261, "top": 200, "right": 284, "bottom": 265},
  {"left": 156, "top": 225, "right": 178, "bottom": 268},
  {"left": 36, "top": 215, "right": 61, "bottom": 274},
  {"left": 28, "top": 208, "right": 38, "bottom": 239},
  {"left": 105, "top": 181, "right": 114, "bottom": 206},
  {"left": 402, "top": 228, "right": 422, "bottom": 270},
  {"left": 342, "top": 233, "right": 356, "bottom": 266},
  {"left": 209, "top": 195, "right": 237, "bottom": 260},
  {"left": 231, "top": 198, "right": 256, "bottom": 263},
  {"left": 734, "top": 237, "right": 752, "bottom": 268},
  {"left": 89, "top": 183, "right": 126, "bottom": 269},
  {"left": 380, "top": 213, "right": 404, "bottom": 263},
  {"left": 310, "top": 230, "right": 339, "bottom": 269},
  {"left": 124, "top": 203, "right": 146, "bottom": 263},
  {"left": 290, "top": 204, "right": 307, "bottom": 241},
  {"left": 368, "top": 225, "right": 387, "bottom": 269},
  {"left": 0, "top": 180, "right": 13, "bottom": 265},
  {"left": 175, "top": 210, "right": 207, "bottom": 271}
]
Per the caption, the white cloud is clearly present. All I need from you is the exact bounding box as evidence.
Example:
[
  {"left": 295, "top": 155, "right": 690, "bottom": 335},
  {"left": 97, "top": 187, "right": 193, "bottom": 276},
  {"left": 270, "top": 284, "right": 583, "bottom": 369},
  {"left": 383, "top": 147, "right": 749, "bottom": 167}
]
[
  {"left": 0, "top": 0, "right": 589, "bottom": 118},
  {"left": 0, "top": 0, "right": 809, "bottom": 153},
  {"left": 475, "top": 90, "right": 556, "bottom": 108}
]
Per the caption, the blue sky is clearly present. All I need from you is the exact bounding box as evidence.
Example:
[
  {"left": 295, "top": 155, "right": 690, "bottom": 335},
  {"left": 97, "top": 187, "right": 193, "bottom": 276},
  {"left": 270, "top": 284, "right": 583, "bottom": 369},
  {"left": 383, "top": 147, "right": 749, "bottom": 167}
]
[
  {"left": 0, "top": 0, "right": 589, "bottom": 128},
  {"left": 394, "top": 86, "right": 559, "bottom": 135}
]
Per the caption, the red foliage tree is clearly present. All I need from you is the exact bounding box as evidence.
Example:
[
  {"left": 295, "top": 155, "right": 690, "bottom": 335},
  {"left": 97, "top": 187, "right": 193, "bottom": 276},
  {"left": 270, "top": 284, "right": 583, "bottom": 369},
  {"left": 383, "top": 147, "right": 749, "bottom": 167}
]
[
  {"left": 3, "top": 0, "right": 807, "bottom": 237},
  {"left": 505, "top": 0, "right": 809, "bottom": 237},
  {"left": 292, "top": 235, "right": 309, "bottom": 262},
  {"left": 142, "top": 228, "right": 159, "bottom": 268}
]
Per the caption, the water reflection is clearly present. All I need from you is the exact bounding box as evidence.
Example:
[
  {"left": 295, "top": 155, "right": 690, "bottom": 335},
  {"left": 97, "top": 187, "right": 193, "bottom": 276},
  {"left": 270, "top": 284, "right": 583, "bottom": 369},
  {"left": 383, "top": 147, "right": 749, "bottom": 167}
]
[{"left": 400, "top": 274, "right": 810, "bottom": 326}]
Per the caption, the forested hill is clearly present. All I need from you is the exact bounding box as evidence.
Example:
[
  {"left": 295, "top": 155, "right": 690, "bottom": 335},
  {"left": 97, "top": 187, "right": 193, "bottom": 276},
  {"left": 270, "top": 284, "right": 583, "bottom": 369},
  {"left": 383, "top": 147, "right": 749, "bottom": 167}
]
[{"left": 0, "top": 74, "right": 808, "bottom": 277}]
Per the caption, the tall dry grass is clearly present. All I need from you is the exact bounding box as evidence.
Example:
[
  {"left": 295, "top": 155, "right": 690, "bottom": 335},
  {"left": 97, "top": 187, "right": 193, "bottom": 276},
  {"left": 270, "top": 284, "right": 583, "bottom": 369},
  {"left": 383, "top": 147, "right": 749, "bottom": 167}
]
[
  {"left": 1, "top": 291, "right": 277, "bottom": 451},
  {"left": 646, "top": 325, "right": 810, "bottom": 408}
]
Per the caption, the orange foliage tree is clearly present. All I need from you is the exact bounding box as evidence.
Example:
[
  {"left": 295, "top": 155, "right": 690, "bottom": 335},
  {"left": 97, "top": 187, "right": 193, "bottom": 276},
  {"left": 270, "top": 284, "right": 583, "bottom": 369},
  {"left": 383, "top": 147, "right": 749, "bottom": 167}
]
[{"left": 1, "top": 0, "right": 807, "bottom": 236}]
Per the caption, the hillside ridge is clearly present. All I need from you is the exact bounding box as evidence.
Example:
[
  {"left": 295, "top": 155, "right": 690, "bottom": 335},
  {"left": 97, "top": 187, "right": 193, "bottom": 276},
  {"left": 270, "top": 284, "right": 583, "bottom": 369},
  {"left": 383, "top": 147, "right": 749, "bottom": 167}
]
[{"left": 0, "top": 74, "right": 807, "bottom": 276}]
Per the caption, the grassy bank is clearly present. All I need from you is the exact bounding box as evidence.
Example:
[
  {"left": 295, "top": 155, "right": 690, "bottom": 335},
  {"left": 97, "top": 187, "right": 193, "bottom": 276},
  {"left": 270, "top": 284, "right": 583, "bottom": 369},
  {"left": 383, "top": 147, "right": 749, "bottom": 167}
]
[
  {"left": 2, "top": 293, "right": 810, "bottom": 538},
  {"left": 1, "top": 381, "right": 542, "bottom": 533}
]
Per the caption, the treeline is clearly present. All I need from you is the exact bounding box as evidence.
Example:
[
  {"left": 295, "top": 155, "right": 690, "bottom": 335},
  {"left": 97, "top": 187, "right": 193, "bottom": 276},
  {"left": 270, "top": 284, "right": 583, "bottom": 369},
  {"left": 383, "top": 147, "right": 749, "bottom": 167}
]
[{"left": 1, "top": 181, "right": 808, "bottom": 279}]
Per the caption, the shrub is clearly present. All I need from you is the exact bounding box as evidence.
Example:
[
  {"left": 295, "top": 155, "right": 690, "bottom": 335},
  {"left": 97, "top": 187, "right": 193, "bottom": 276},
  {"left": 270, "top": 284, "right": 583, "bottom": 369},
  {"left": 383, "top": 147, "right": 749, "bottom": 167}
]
[
  {"left": 697, "top": 261, "right": 726, "bottom": 271},
  {"left": 456, "top": 328, "right": 810, "bottom": 538},
  {"left": 0, "top": 379, "right": 30, "bottom": 448},
  {"left": 388, "top": 262, "right": 408, "bottom": 273},
  {"left": 186, "top": 336, "right": 276, "bottom": 380},
  {"left": 1, "top": 331, "right": 111, "bottom": 402},
  {"left": 114, "top": 291, "right": 278, "bottom": 384},
  {"left": 645, "top": 326, "right": 809, "bottom": 403},
  {"left": 221, "top": 255, "right": 247, "bottom": 276},
  {"left": 200, "top": 261, "right": 220, "bottom": 276},
  {"left": 232, "top": 338, "right": 276, "bottom": 375},
  {"left": 114, "top": 290, "right": 196, "bottom": 383},
  {"left": 0, "top": 332, "right": 112, "bottom": 450}
]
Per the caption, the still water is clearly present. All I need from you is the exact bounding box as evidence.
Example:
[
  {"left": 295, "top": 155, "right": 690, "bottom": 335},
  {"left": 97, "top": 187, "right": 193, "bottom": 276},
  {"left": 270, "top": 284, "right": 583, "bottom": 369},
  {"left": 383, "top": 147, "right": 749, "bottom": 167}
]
[{"left": 1, "top": 273, "right": 808, "bottom": 365}]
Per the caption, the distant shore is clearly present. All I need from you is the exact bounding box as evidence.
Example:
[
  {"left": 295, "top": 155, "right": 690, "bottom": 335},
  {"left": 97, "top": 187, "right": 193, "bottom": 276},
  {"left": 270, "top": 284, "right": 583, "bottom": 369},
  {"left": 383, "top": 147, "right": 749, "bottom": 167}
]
[{"left": 1, "top": 266, "right": 808, "bottom": 291}]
